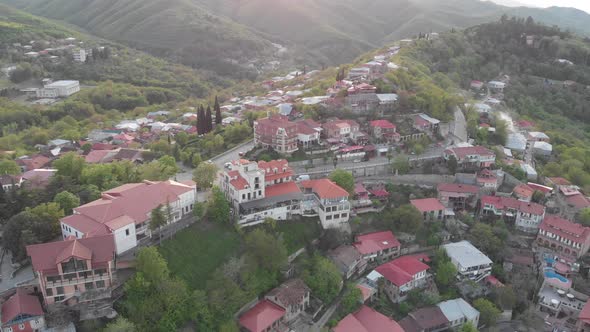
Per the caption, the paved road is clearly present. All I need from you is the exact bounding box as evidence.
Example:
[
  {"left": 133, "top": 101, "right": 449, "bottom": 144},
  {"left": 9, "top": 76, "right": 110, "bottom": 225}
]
[
  {"left": 0, "top": 251, "right": 34, "bottom": 292},
  {"left": 453, "top": 107, "right": 468, "bottom": 143}
]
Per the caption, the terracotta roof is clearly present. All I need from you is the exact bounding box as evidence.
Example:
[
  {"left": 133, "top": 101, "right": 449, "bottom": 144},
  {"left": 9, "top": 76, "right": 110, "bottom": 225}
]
[
  {"left": 238, "top": 299, "right": 285, "bottom": 332},
  {"left": 229, "top": 171, "right": 249, "bottom": 190},
  {"left": 445, "top": 146, "right": 495, "bottom": 159},
  {"left": 486, "top": 275, "right": 504, "bottom": 287},
  {"left": 1, "top": 288, "right": 44, "bottom": 325},
  {"left": 27, "top": 234, "right": 115, "bottom": 273},
  {"left": 356, "top": 284, "right": 374, "bottom": 302},
  {"left": 85, "top": 149, "right": 111, "bottom": 163},
  {"left": 548, "top": 177, "right": 571, "bottom": 186},
  {"left": 264, "top": 182, "right": 301, "bottom": 198},
  {"left": 354, "top": 231, "right": 400, "bottom": 255},
  {"left": 579, "top": 299, "right": 590, "bottom": 325},
  {"left": 410, "top": 198, "right": 445, "bottom": 212},
  {"left": 17, "top": 155, "right": 51, "bottom": 170},
  {"left": 437, "top": 183, "right": 479, "bottom": 194},
  {"left": 539, "top": 215, "right": 590, "bottom": 243},
  {"left": 481, "top": 195, "right": 545, "bottom": 215},
  {"left": 300, "top": 179, "right": 349, "bottom": 199},
  {"left": 370, "top": 120, "right": 396, "bottom": 129},
  {"left": 514, "top": 184, "right": 535, "bottom": 199},
  {"left": 566, "top": 193, "right": 590, "bottom": 209},
  {"left": 266, "top": 279, "right": 309, "bottom": 307},
  {"left": 258, "top": 159, "right": 289, "bottom": 173},
  {"left": 374, "top": 256, "right": 429, "bottom": 287},
  {"left": 369, "top": 189, "right": 389, "bottom": 197},
  {"left": 333, "top": 305, "right": 404, "bottom": 332}
]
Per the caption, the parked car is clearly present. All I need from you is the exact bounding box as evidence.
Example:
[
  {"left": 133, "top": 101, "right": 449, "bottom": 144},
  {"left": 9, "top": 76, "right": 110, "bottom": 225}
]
[{"left": 296, "top": 174, "right": 310, "bottom": 181}]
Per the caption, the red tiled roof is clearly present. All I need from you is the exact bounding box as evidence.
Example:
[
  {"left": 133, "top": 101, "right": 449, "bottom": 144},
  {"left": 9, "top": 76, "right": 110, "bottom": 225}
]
[
  {"left": 445, "top": 146, "right": 495, "bottom": 159},
  {"left": 369, "top": 189, "right": 389, "bottom": 197},
  {"left": 514, "top": 184, "right": 535, "bottom": 198},
  {"left": 333, "top": 305, "right": 404, "bottom": 332},
  {"left": 300, "top": 179, "right": 349, "bottom": 199},
  {"left": 370, "top": 120, "right": 396, "bottom": 129},
  {"left": 527, "top": 182, "right": 553, "bottom": 194},
  {"left": 516, "top": 120, "right": 535, "bottom": 128},
  {"left": 17, "top": 155, "right": 51, "bottom": 170},
  {"left": 566, "top": 193, "right": 590, "bottom": 209},
  {"left": 375, "top": 256, "right": 429, "bottom": 287},
  {"left": 437, "top": 183, "right": 479, "bottom": 194},
  {"left": 539, "top": 215, "right": 590, "bottom": 243},
  {"left": 414, "top": 116, "right": 430, "bottom": 127},
  {"left": 85, "top": 150, "right": 110, "bottom": 163},
  {"left": 580, "top": 299, "right": 590, "bottom": 324},
  {"left": 227, "top": 170, "right": 249, "bottom": 190},
  {"left": 27, "top": 234, "right": 115, "bottom": 273},
  {"left": 265, "top": 182, "right": 301, "bottom": 198},
  {"left": 548, "top": 177, "right": 571, "bottom": 186},
  {"left": 354, "top": 231, "right": 400, "bottom": 255},
  {"left": 410, "top": 198, "right": 445, "bottom": 212},
  {"left": 356, "top": 284, "right": 374, "bottom": 302},
  {"left": 239, "top": 299, "right": 285, "bottom": 332},
  {"left": 485, "top": 275, "right": 504, "bottom": 287},
  {"left": 481, "top": 195, "right": 545, "bottom": 215},
  {"left": 1, "top": 288, "right": 44, "bottom": 325}
]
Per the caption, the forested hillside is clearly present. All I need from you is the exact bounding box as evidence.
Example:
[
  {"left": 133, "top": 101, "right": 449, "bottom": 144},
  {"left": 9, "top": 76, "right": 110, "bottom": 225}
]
[{"left": 4, "top": 0, "right": 590, "bottom": 74}]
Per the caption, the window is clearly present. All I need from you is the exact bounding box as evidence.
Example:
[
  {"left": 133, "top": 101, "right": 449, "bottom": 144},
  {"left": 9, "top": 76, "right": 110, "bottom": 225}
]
[
  {"left": 85, "top": 282, "right": 95, "bottom": 290},
  {"left": 54, "top": 295, "right": 65, "bottom": 302},
  {"left": 341, "top": 213, "right": 348, "bottom": 218},
  {"left": 56, "top": 287, "right": 64, "bottom": 295},
  {"left": 125, "top": 229, "right": 130, "bottom": 236},
  {"left": 46, "top": 288, "right": 53, "bottom": 296},
  {"left": 96, "top": 280, "right": 106, "bottom": 289},
  {"left": 326, "top": 215, "right": 332, "bottom": 220}
]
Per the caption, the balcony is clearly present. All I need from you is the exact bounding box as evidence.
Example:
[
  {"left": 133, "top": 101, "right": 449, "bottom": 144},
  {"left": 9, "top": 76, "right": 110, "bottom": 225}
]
[
  {"left": 46, "top": 273, "right": 110, "bottom": 287},
  {"left": 75, "top": 288, "right": 112, "bottom": 302}
]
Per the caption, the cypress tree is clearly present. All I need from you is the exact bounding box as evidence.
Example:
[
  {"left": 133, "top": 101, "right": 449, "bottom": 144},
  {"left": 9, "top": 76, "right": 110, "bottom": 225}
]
[
  {"left": 205, "top": 106, "right": 213, "bottom": 133},
  {"left": 197, "top": 105, "right": 205, "bottom": 134},
  {"left": 214, "top": 96, "right": 222, "bottom": 125}
]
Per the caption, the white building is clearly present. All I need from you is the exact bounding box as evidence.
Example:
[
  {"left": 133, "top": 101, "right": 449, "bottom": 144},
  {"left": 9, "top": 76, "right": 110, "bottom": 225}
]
[
  {"left": 36, "top": 80, "right": 80, "bottom": 98},
  {"left": 443, "top": 241, "right": 492, "bottom": 282},
  {"left": 300, "top": 179, "right": 351, "bottom": 229},
  {"left": 533, "top": 141, "right": 553, "bottom": 156},
  {"left": 73, "top": 48, "right": 86, "bottom": 62},
  {"left": 437, "top": 298, "right": 480, "bottom": 329}
]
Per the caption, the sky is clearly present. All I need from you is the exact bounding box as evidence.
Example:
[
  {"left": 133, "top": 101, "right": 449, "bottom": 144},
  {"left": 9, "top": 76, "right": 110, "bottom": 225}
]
[{"left": 491, "top": 0, "right": 590, "bottom": 14}]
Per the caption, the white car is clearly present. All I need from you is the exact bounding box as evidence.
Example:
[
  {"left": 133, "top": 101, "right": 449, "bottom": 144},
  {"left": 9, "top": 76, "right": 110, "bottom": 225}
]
[{"left": 224, "top": 162, "right": 232, "bottom": 169}]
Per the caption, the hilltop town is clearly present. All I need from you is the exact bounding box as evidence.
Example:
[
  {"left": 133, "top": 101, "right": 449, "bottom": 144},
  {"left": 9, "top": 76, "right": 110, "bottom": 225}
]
[{"left": 1, "top": 13, "right": 590, "bottom": 332}]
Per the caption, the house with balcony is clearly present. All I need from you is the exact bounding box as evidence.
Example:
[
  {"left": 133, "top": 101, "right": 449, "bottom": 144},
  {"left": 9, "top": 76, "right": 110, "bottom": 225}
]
[
  {"left": 328, "top": 245, "right": 367, "bottom": 280},
  {"left": 253, "top": 115, "right": 298, "bottom": 154},
  {"left": 322, "top": 119, "right": 361, "bottom": 144},
  {"left": 476, "top": 169, "right": 500, "bottom": 191},
  {"left": 537, "top": 215, "right": 590, "bottom": 260},
  {"left": 481, "top": 195, "right": 546, "bottom": 233},
  {"left": 238, "top": 299, "right": 287, "bottom": 332},
  {"left": 368, "top": 256, "right": 430, "bottom": 303},
  {"left": 300, "top": 179, "right": 351, "bottom": 229},
  {"left": 353, "top": 231, "right": 401, "bottom": 264},
  {"left": 295, "top": 119, "right": 322, "bottom": 148},
  {"left": 413, "top": 113, "right": 440, "bottom": 134},
  {"left": 346, "top": 84, "right": 379, "bottom": 113},
  {"left": 410, "top": 198, "right": 446, "bottom": 221},
  {"left": 443, "top": 241, "right": 492, "bottom": 282},
  {"left": 60, "top": 180, "right": 196, "bottom": 254},
  {"left": 369, "top": 120, "right": 399, "bottom": 143},
  {"left": 444, "top": 146, "right": 496, "bottom": 170},
  {"left": 437, "top": 183, "right": 479, "bottom": 211},
  {"left": 26, "top": 234, "right": 116, "bottom": 307},
  {"left": 264, "top": 279, "right": 310, "bottom": 322},
  {"left": 0, "top": 289, "right": 45, "bottom": 332}
]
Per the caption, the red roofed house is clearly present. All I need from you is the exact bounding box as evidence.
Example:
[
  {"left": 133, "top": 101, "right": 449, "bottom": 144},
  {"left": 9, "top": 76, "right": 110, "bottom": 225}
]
[
  {"left": 444, "top": 146, "right": 495, "bottom": 170},
  {"left": 353, "top": 231, "right": 401, "bottom": 264},
  {"left": 26, "top": 234, "right": 116, "bottom": 307},
  {"left": 16, "top": 155, "right": 51, "bottom": 172},
  {"left": 577, "top": 299, "right": 590, "bottom": 332},
  {"left": 481, "top": 195, "right": 545, "bottom": 233},
  {"left": 477, "top": 169, "right": 499, "bottom": 190},
  {"left": 513, "top": 183, "right": 535, "bottom": 202},
  {"left": 257, "top": 160, "right": 293, "bottom": 186},
  {"left": 300, "top": 179, "right": 351, "bottom": 229},
  {"left": 410, "top": 198, "right": 446, "bottom": 221},
  {"left": 537, "top": 215, "right": 590, "bottom": 260},
  {"left": 370, "top": 256, "right": 430, "bottom": 303},
  {"left": 437, "top": 183, "right": 479, "bottom": 210},
  {"left": 322, "top": 119, "right": 360, "bottom": 143},
  {"left": 556, "top": 186, "right": 590, "bottom": 221},
  {"left": 253, "top": 115, "right": 298, "bottom": 154},
  {"left": 333, "top": 305, "right": 404, "bottom": 332},
  {"left": 399, "top": 306, "right": 450, "bottom": 332},
  {"left": 296, "top": 119, "right": 322, "bottom": 148},
  {"left": 413, "top": 113, "right": 441, "bottom": 134},
  {"left": 0, "top": 289, "right": 45, "bottom": 332},
  {"left": 369, "top": 120, "right": 399, "bottom": 143},
  {"left": 346, "top": 84, "right": 379, "bottom": 113},
  {"left": 238, "top": 299, "right": 286, "bottom": 332},
  {"left": 60, "top": 180, "right": 196, "bottom": 254},
  {"left": 264, "top": 279, "right": 310, "bottom": 322}
]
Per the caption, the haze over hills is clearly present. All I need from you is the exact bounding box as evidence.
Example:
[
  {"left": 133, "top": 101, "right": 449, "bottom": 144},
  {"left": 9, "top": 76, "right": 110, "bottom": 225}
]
[{"left": 3, "top": 0, "right": 590, "bottom": 77}]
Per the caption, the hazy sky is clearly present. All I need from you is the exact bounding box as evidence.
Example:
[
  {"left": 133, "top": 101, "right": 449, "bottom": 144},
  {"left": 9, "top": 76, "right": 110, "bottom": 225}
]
[{"left": 498, "top": 0, "right": 590, "bottom": 14}]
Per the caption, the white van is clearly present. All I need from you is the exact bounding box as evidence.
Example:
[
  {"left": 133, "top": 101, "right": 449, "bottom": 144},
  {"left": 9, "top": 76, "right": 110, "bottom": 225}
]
[{"left": 296, "top": 174, "right": 310, "bottom": 182}]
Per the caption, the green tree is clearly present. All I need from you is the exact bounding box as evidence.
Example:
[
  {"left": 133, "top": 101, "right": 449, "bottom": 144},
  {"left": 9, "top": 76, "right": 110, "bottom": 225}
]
[
  {"left": 244, "top": 228, "right": 288, "bottom": 272},
  {"left": 339, "top": 284, "right": 362, "bottom": 316},
  {"left": 329, "top": 169, "right": 355, "bottom": 194},
  {"left": 193, "top": 202, "right": 205, "bottom": 219},
  {"left": 447, "top": 155, "right": 458, "bottom": 174},
  {"left": 53, "top": 152, "right": 86, "bottom": 181},
  {"left": 0, "top": 160, "right": 19, "bottom": 175},
  {"left": 207, "top": 186, "right": 230, "bottom": 223},
  {"left": 53, "top": 191, "right": 80, "bottom": 215},
  {"left": 493, "top": 285, "right": 516, "bottom": 310},
  {"left": 135, "top": 246, "right": 170, "bottom": 284},
  {"left": 149, "top": 205, "right": 167, "bottom": 244},
  {"left": 103, "top": 317, "right": 137, "bottom": 332},
  {"left": 435, "top": 261, "right": 458, "bottom": 288},
  {"left": 473, "top": 298, "right": 501, "bottom": 327},
  {"left": 390, "top": 204, "right": 423, "bottom": 233},
  {"left": 459, "top": 322, "right": 478, "bottom": 332},
  {"left": 27, "top": 202, "right": 64, "bottom": 236},
  {"left": 392, "top": 155, "right": 410, "bottom": 174},
  {"left": 578, "top": 208, "right": 590, "bottom": 226},
  {"left": 174, "top": 132, "right": 189, "bottom": 147},
  {"left": 468, "top": 223, "right": 504, "bottom": 260},
  {"left": 303, "top": 254, "right": 342, "bottom": 303},
  {"left": 193, "top": 162, "right": 218, "bottom": 189}
]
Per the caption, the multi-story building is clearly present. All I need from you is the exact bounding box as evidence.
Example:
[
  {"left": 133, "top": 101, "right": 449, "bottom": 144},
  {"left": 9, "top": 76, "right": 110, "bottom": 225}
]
[
  {"left": 537, "top": 215, "right": 590, "bottom": 260},
  {"left": 410, "top": 198, "right": 446, "bottom": 221},
  {"left": 26, "top": 234, "right": 116, "bottom": 307},
  {"left": 72, "top": 48, "right": 86, "bottom": 62},
  {"left": 300, "top": 179, "right": 351, "bottom": 229},
  {"left": 443, "top": 241, "right": 492, "bottom": 282},
  {"left": 477, "top": 169, "right": 500, "bottom": 190},
  {"left": 443, "top": 146, "right": 496, "bottom": 170},
  {"left": 253, "top": 115, "right": 298, "bottom": 154},
  {"left": 413, "top": 113, "right": 440, "bottom": 134},
  {"left": 35, "top": 80, "right": 80, "bottom": 98},
  {"left": 346, "top": 84, "right": 379, "bottom": 113},
  {"left": 0, "top": 289, "right": 45, "bottom": 332},
  {"left": 295, "top": 119, "right": 322, "bottom": 148},
  {"left": 60, "top": 180, "right": 196, "bottom": 254},
  {"left": 369, "top": 120, "right": 399, "bottom": 143},
  {"left": 264, "top": 279, "right": 310, "bottom": 322},
  {"left": 369, "top": 256, "right": 430, "bottom": 303},
  {"left": 322, "top": 119, "right": 360, "bottom": 143},
  {"left": 353, "top": 231, "right": 401, "bottom": 264},
  {"left": 437, "top": 183, "right": 479, "bottom": 210},
  {"left": 481, "top": 195, "right": 545, "bottom": 232},
  {"left": 221, "top": 159, "right": 350, "bottom": 228},
  {"left": 328, "top": 245, "right": 367, "bottom": 280}
]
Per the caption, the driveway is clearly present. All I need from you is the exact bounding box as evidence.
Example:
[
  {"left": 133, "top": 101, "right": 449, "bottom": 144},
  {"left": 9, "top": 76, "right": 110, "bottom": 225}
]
[
  {"left": 452, "top": 107, "right": 468, "bottom": 143},
  {"left": 0, "top": 250, "right": 35, "bottom": 292}
]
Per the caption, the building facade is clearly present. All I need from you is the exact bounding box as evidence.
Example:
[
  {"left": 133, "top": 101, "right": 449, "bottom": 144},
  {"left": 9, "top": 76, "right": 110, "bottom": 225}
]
[
  {"left": 444, "top": 241, "right": 492, "bottom": 282},
  {"left": 537, "top": 215, "right": 590, "bottom": 260},
  {"left": 253, "top": 115, "right": 298, "bottom": 154}
]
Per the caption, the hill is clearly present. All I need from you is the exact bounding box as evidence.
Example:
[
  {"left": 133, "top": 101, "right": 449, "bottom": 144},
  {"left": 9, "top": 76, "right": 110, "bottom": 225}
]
[{"left": 3, "top": 0, "right": 590, "bottom": 74}]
